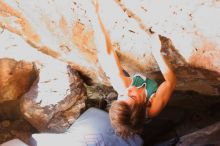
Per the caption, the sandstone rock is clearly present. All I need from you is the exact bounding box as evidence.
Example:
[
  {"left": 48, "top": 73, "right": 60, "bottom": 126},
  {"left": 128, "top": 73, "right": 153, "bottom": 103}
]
[
  {"left": 0, "top": 118, "right": 35, "bottom": 145},
  {"left": 85, "top": 84, "right": 117, "bottom": 111},
  {"left": 0, "top": 58, "right": 38, "bottom": 103},
  {"left": 0, "top": 0, "right": 220, "bottom": 96},
  {"left": 177, "top": 121, "right": 220, "bottom": 145},
  {"left": 20, "top": 63, "right": 87, "bottom": 132},
  {"left": 0, "top": 100, "right": 21, "bottom": 120},
  {"left": 0, "top": 120, "right": 10, "bottom": 128}
]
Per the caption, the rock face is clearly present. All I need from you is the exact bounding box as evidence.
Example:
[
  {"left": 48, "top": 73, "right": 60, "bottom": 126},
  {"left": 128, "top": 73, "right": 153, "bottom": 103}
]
[
  {"left": 0, "top": 0, "right": 220, "bottom": 96},
  {"left": 20, "top": 62, "right": 87, "bottom": 132},
  {"left": 177, "top": 121, "right": 220, "bottom": 145},
  {"left": 0, "top": 58, "right": 37, "bottom": 126},
  {"left": 0, "top": 119, "right": 36, "bottom": 144},
  {"left": 0, "top": 58, "right": 38, "bottom": 103}
]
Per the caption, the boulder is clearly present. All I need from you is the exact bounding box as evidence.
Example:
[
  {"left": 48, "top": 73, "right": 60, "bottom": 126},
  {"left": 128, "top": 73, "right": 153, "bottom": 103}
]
[
  {"left": 20, "top": 62, "right": 87, "bottom": 132},
  {"left": 177, "top": 121, "right": 220, "bottom": 145},
  {"left": 0, "top": 58, "right": 37, "bottom": 120},
  {"left": 0, "top": 58, "right": 37, "bottom": 103},
  {"left": 0, "top": 0, "right": 220, "bottom": 96}
]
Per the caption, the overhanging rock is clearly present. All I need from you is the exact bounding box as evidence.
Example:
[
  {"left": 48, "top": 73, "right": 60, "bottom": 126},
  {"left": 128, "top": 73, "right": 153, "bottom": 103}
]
[{"left": 0, "top": 0, "right": 220, "bottom": 95}]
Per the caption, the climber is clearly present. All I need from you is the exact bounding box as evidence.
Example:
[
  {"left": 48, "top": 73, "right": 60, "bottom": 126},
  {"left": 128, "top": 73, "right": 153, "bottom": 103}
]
[{"left": 92, "top": 0, "right": 176, "bottom": 139}]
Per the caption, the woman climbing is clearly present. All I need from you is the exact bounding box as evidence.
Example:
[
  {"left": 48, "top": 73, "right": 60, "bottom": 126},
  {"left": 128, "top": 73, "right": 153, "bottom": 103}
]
[{"left": 92, "top": 0, "right": 176, "bottom": 139}]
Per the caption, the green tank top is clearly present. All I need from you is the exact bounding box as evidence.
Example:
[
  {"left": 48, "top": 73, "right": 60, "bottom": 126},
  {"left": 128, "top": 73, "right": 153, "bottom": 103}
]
[{"left": 131, "top": 74, "right": 158, "bottom": 101}]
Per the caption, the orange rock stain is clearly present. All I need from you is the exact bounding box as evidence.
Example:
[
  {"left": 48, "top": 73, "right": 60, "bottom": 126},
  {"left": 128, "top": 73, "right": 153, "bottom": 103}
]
[
  {"left": 0, "top": 1, "right": 40, "bottom": 44},
  {"left": 59, "top": 16, "right": 68, "bottom": 34},
  {"left": 189, "top": 39, "right": 220, "bottom": 73},
  {"left": 0, "top": 1, "right": 61, "bottom": 59},
  {"left": 39, "top": 46, "right": 60, "bottom": 58},
  {"left": 72, "top": 21, "right": 97, "bottom": 62}
]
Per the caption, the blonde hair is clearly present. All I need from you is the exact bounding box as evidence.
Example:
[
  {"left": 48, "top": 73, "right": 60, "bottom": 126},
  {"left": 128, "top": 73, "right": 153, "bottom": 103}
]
[{"left": 109, "top": 100, "right": 146, "bottom": 139}]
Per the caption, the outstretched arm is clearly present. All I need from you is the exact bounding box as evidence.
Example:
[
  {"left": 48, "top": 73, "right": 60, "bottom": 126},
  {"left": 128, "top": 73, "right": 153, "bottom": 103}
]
[
  {"left": 92, "top": 0, "right": 131, "bottom": 89},
  {"left": 147, "top": 34, "right": 176, "bottom": 117}
]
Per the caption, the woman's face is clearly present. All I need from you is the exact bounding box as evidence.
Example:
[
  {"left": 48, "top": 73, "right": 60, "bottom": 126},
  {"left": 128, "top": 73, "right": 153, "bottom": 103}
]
[{"left": 125, "top": 86, "right": 147, "bottom": 105}]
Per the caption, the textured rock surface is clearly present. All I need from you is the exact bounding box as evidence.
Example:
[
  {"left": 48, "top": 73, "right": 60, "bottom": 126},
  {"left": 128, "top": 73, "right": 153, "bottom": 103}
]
[
  {"left": 0, "top": 0, "right": 220, "bottom": 96},
  {"left": 0, "top": 58, "right": 37, "bottom": 103},
  {"left": 20, "top": 63, "right": 87, "bottom": 132},
  {"left": 0, "top": 119, "right": 36, "bottom": 145},
  {"left": 177, "top": 121, "right": 220, "bottom": 145}
]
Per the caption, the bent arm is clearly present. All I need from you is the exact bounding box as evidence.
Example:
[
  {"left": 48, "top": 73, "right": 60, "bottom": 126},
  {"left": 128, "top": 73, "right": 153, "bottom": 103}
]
[
  {"left": 92, "top": 3, "right": 131, "bottom": 88},
  {"left": 147, "top": 34, "right": 176, "bottom": 118}
]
